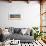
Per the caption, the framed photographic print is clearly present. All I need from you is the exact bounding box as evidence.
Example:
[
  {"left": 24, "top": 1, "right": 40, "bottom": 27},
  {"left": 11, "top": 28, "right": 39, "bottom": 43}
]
[{"left": 9, "top": 14, "right": 21, "bottom": 20}]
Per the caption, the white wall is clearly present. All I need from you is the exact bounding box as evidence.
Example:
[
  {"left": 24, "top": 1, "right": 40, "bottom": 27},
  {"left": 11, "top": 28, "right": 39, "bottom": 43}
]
[{"left": 0, "top": 1, "right": 40, "bottom": 28}]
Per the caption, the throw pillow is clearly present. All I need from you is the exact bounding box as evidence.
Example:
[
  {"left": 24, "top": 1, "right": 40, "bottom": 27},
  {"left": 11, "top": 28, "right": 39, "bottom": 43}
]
[
  {"left": 21, "top": 28, "right": 27, "bottom": 35},
  {"left": 14, "top": 28, "right": 21, "bottom": 33}
]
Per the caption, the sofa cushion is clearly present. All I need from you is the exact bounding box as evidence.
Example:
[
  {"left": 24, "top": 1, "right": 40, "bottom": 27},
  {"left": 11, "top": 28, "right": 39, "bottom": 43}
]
[
  {"left": 14, "top": 28, "right": 21, "bottom": 33},
  {"left": 21, "top": 29, "right": 27, "bottom": 35},
  {"left": 8, "top": 27, "right": 14, "bottom": 34}
]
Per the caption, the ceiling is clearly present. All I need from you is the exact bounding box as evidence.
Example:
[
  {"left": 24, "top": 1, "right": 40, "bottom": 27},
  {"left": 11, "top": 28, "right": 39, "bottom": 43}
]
[
  {"left": 0, "top": 0, "right": 41, "bottom": 1},
  {"left": 0, "top": 0, "right": 45, "bottom": 4},
  {"left": 1, "top": 0, "right": 39, "bottom": 1}
]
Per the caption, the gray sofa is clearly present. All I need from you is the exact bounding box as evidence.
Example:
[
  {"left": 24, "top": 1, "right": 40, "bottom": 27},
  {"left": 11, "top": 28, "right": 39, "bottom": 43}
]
[
  {"left": 4, "top": 27, "right": 34, "bottom": 43},
  {"left": 9, "top": 33, "right": 34, "bottom": 43}
]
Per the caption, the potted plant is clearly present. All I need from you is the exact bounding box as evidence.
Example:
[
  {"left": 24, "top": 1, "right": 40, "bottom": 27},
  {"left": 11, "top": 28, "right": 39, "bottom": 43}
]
[{"left": 32, "top": 27, "right": 43, "bottom": 40}]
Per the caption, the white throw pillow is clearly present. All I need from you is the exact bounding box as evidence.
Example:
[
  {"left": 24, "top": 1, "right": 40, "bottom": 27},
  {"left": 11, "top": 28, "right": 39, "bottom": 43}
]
[{"left": 21, "top": 29, "right": 27, "bottom": 35}]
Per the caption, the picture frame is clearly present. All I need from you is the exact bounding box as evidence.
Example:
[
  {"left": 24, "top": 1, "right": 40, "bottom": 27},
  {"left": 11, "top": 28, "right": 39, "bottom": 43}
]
[{"left": 8, "top": 14, "right": 21, "bottom": 20}]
